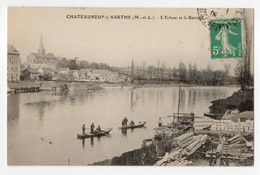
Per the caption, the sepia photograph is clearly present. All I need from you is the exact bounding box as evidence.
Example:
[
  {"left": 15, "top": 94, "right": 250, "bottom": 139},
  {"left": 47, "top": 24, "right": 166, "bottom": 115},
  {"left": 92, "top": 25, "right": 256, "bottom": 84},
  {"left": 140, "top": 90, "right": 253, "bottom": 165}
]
[{"left": 7, "top": 7, "right": 254, "bottom": 166}]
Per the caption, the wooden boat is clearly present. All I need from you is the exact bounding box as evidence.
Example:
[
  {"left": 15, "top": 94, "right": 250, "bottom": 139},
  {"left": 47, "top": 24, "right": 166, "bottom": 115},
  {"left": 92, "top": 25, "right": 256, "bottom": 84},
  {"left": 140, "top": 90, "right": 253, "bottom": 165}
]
[
  {"left": 119, "top": 121, "right": 147, "bottom": 129},
  {"left": 77, "top": 128, "right": 112, "bottom": 139},
  {"left": 204, "top": 113, "right": 223, "bottom": 120}
]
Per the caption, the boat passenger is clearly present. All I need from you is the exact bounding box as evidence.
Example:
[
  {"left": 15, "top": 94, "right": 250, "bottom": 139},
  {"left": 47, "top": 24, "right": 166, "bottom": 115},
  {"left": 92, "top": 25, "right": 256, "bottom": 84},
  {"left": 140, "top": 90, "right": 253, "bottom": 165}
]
[
  {"left": 90, "top": 123, "right": 95, "bottom": 134},
  {"left": 124, "top": 117, "right": 128, "bottom": 126},
  {"left": 95, "top": 125, "right": 101, "bottom": 132},
  {"left": 130, "top": 120, "right": 135, "bottom": 126},
  {"left": 82, "top": 124, "right": 86, "bottom": 134},
  {"left": 158, "top": 117, "right": 162, "bottom": 127}
]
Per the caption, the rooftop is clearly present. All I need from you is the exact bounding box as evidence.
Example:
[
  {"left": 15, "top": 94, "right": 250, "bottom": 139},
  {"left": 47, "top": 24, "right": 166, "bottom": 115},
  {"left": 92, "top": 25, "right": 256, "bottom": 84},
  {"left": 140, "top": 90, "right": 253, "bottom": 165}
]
[
  {"left": 91, "top": 69, "right": 110, "bottom": 75},
  {"left": 31, "top": 52, "right": 57, "bottom": 60},
  {"left": 78, "top": 69, "right": 91, "bottom": 74},
  {"left": 8, "top": 44, "right": 20, "bottom": 55}
]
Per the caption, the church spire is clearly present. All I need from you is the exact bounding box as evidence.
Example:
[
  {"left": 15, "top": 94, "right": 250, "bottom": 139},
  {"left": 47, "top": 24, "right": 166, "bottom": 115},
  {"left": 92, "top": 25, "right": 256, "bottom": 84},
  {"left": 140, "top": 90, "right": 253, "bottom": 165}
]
[{"left": 38, "top": 35, "right": 45, "bottom": 55}]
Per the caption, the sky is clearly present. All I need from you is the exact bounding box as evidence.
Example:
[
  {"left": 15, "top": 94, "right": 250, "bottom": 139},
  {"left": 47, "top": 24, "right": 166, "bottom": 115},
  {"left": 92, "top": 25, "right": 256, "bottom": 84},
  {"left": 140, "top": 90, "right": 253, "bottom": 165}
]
[{"left": 8, "top": 8, "right": 254, "bottom": 74}]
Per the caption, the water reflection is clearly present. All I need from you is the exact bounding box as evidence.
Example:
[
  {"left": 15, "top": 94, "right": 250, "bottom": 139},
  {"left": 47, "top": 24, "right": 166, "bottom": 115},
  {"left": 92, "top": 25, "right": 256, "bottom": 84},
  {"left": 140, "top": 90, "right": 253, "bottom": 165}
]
[
  {"left": 121, "top": 128, "right": 127, "bottom": 136},
  {"left": 130, "top": 89, "right": 134, "bottom": 111},
  {"left": 7, "top": 94, "right": 20, "bottom": 121},
  {"left": 90, "top": 137, "right": 94, "bottom": 147}
]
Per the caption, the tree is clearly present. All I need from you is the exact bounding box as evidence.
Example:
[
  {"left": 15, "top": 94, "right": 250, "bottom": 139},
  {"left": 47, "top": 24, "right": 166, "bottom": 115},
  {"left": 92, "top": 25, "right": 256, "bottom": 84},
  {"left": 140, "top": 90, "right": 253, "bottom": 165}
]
[
  {"left": 78, "top": 60, "right": 89, "bottom": 69},
  {"left": 57, "top": 57, "right": 70, "bottom": 68},
  {"left": 172, "top": 67, "right": 178, "bottom": 79},
  {"left": 90, "top": 62, "right": 99, "bottom": 69},
  {"left": 235, "top": 9, "right": 253, "bottom": 90},
  {"left": 178, "top": 62, "right": 187, "bottom": 82},
  {"left": 69, "top": 59, "right": 78, "bottom": 70},
  {"left": 188, "top": 63, "right": 193, "bottom": 84},
  {"left": 193, "top": 63, "right": 198, "bottom": 84},
  {"left": 148, "top": 65, "right": 156, "bottom": 79}
]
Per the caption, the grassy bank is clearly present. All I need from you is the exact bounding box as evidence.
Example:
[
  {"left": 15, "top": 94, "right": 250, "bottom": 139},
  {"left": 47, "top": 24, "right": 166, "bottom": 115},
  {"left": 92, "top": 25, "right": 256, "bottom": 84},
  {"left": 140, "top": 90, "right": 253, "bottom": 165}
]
[{"left": 209, "top": 88, "right": 254, "bottom": 116}]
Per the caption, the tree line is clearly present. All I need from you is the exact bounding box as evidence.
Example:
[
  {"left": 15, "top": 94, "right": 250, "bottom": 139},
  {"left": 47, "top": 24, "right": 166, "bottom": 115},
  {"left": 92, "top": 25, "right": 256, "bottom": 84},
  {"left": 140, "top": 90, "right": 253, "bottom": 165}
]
[
  {"left": 131, "top": 61, "right": 236, "bottom": 86},
  {"left": 57, "top": 57, "right": 110, "bottom": 70}
]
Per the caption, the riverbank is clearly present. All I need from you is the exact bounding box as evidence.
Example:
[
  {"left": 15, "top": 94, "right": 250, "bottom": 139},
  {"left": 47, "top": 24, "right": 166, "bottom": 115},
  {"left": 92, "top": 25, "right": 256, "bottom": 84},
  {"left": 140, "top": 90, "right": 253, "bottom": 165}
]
[
  {"left": 91, "top": 130, "right": 253, "bottom": 166},
  {"left": 209, "top": 88, "right": 254, "bottom": 116}
]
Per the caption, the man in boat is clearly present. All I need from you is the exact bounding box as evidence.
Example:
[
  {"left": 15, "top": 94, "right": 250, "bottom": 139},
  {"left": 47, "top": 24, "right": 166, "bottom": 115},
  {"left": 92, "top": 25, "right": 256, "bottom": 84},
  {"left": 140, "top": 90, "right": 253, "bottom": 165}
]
[
  {"left": 124, "top": 117, "right": 128, "bottom": 126},
  {"left": 82, "top": 124, "right": 86, "bottom": 135},
  {"left": 90, "top": 123, "right": 95, "bottom": 134},
  {"left": 95, "top": 125, "right": 102, "bottom": 132},
  {"left": 158, "top": 117, "right": 162, "bottom": 127},
  {"left": 130, "top": 120, "right": 135, "bottom": 126}
]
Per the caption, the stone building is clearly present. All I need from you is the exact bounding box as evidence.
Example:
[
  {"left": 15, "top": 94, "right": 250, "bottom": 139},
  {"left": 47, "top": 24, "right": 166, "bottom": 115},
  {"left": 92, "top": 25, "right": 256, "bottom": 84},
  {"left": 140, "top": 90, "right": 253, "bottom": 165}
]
[
  {"left": 24, "top": 36, "right": 58, "bottom": 69},
  {"left": 7, "top": 44, "right": 20, "bottom": 81}
]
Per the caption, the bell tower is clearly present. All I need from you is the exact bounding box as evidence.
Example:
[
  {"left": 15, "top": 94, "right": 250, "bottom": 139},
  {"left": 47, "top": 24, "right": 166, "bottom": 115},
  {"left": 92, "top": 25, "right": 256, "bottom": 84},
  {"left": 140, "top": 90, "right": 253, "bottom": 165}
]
[{"left": 38, "top": 35, "right": 45, "bottom": 55}]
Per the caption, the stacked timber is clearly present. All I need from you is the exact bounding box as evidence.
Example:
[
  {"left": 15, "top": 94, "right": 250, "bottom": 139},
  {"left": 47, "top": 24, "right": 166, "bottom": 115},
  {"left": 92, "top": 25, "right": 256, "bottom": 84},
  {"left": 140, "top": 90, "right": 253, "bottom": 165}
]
[
  {"left": 154, "top": 148, "right": 183, "bottom": 166},
  {"left": 210, "top": 120, "right": 253, "bottom": 132},
  {"left": 206, "top": 134, "right": 253, "bottom": 163},
  {"left": 224, "top": 134, "right": 248, "bottom": 150},
  {"left": 154, "top": 132, "right": 208, "bottom": 166},
  {"left": 171, "top": 132, "right": 208, "bottom": 156}
]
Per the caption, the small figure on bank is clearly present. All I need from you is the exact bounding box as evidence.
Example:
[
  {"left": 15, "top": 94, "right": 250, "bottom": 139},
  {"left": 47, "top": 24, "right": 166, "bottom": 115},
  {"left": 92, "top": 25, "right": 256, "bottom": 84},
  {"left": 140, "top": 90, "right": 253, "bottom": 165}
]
[
  {"left": 158, "top": 117, "right": 162, "bottom": 127},
  {"left": 130, "top": 120, "right": 135, "bottom": 126},
  {"left": 95, "top": 125, "right": 101, "bottom": 132},
  {"left": 82, "top": 124, "right": 86, "bottom": 135},
  {"left": 90, "top": 123, "right": 95, "bottom": 134}
]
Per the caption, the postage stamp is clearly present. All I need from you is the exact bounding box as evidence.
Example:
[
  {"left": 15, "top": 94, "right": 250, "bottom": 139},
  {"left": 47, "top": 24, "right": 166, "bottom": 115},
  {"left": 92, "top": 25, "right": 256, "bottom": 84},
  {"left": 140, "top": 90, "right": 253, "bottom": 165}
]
[{"left": 210, "top": 18, "right": 242, "bottom": 59}]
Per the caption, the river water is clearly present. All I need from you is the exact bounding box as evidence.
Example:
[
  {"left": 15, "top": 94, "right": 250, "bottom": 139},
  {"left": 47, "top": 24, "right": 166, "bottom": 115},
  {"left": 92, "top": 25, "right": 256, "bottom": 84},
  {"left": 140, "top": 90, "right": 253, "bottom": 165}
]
[{"left": 7, "top": 86, "right": 238, "bottom": 165}]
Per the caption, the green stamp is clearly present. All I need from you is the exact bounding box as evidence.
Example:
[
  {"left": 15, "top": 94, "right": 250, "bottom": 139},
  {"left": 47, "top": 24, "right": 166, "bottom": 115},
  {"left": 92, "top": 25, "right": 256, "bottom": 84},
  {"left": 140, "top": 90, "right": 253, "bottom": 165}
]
[{"left": 210, "top": 18, "right": 242, "bottom": 59}]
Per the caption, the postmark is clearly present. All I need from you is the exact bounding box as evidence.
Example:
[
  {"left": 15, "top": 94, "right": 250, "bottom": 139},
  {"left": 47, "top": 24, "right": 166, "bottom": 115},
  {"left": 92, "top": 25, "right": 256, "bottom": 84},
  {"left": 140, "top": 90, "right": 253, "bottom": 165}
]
[{"left": 210, "top": 18, "right": 242, "bottom": 59}]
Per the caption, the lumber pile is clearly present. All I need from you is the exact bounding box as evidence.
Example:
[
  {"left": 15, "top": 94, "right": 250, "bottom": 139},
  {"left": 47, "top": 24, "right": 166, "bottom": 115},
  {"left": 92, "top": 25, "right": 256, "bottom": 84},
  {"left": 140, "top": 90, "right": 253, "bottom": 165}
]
[
  {"left": 154, "top": 148, "right": 183, "bottom": 166},
  {"left": 154, "top": 132, "right": 208, "bottom": 166},
  {"left": 171, "top": 132, "right": 208, "bottom": 156},
  {"left": 210, "top": 120, "right": 253, "bottom": 132},
  {"left": 206, "top": 134, "right": 253, "bottom": 164},
  {"left": 162, "top": 157, "right": 193, "bottom": 166}
]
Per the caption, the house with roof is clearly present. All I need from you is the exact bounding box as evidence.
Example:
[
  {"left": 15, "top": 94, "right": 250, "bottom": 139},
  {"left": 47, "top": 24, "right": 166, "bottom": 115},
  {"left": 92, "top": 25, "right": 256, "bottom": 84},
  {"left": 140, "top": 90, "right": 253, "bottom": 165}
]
[
  {"left": 24, "top": 36, "right": 58, "bottom": 69},
  {"left": 21, "top": 67, "right": 40, "bottom": 80},
  {"left": 107, "top": 71, "right": 119, "bottom": 82},
  {"left": 68, "top": 70, "right": 79, "bottom": 80},
  {"left": 87, "top": 69, "right": 111, "bottom": 81},
  {"left": 38, "top": 67, "right": 54, "bottom": 76},
  {"left": 58, "top": 67, "right": 70, "bottom": 75},
  {"left": 78, "top": 69, "right": 91, "bottom": 80},
  {"left": 7, "top": 44, "right": 21, "bottom": 81}
]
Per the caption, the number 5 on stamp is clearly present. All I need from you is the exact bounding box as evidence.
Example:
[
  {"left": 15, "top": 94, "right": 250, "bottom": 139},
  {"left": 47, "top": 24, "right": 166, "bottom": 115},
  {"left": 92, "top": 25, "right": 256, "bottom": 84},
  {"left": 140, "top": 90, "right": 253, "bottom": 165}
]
[{"left": 210, "top": 18, "right": 242, "bottom": 59}]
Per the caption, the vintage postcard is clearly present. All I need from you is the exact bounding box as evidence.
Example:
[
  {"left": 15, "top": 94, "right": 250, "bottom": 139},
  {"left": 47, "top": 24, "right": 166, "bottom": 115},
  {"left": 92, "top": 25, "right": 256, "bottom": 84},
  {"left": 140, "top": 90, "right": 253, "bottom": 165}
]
[{"left": 7, "top": 7, "right": 254, "bottom": 166}]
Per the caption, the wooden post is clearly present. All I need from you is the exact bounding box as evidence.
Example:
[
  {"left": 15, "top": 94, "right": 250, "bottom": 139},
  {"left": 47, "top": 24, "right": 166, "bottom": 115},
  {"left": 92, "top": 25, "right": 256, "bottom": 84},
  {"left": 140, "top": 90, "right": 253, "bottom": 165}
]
[
  {"left": 215, "top": 136, "right": 226, "bottom": 166},
  {"left": 238, "top": 118, "right": 241, "bottom": 134},
  {"left": 177, "top": 85, "right": 181, "bottom": 122}
]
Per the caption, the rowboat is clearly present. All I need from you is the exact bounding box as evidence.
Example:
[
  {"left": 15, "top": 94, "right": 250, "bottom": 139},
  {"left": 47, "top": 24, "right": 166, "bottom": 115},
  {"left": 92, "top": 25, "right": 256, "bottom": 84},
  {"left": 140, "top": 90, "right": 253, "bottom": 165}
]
[
  {"left": 204, "top": 113, "right": 223, "bottom": 120},
  {"left": 119, "top": 121, "right": 147, "bottom": 129},
  {"left": 77, "top": 128, "right": 112, "bottom": 139}
]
